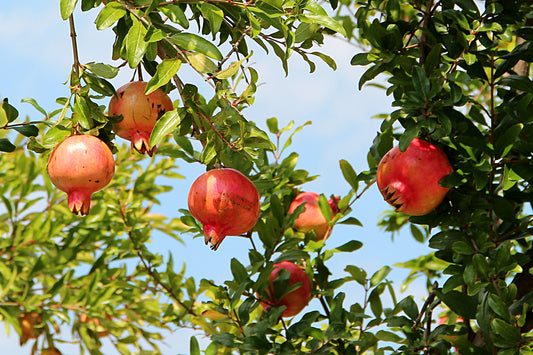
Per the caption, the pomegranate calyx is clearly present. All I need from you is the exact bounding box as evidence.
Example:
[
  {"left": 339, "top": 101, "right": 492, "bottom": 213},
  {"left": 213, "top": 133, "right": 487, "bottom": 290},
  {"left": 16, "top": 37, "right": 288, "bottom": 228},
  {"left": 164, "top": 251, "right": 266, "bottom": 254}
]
[
  {"left": 68, "top": 190, "right": 92, "bottom": 216},
  {"left": 131, "top": 132, "right": 155, "bottom": 157},
  {"left": 203, "top": 225, "right": 225, "bottom": 251}
]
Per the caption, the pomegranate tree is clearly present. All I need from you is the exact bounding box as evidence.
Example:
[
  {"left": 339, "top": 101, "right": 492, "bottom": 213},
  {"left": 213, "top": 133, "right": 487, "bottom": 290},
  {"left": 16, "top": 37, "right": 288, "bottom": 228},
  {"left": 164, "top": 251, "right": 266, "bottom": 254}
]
[
  {"left": 288, "top": 192, "right": 339, "bottom": 241},
  {"left": 376, "top": 138, "right": 453, "bottom": 216},
  {"left": 108, "top": 81, "right": 173, "bottom": 156},
  {"left": 187, "top": 168, "right": 260, "bottom": 250},
  {"left": 261, "top": 261, "right": 312, "bottom": 317},
  {"left": 47, "top": 135, "right": 115, "bottom": 216}
]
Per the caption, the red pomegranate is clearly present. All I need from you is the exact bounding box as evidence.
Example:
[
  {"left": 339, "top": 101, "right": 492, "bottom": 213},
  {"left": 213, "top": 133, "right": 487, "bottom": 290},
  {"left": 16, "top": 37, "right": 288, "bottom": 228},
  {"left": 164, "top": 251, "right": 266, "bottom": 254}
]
[
  {"left": 261, "top": 261, "right": 312, "bottom": 317},
  {"left": 108, "top": 81, "right": 173, "bottom": 156},
  {"left": 47, "top": 135, "right": 115, "bottom": 216},
  {"left": 376, "top": 138, "right": 453, "bottom": 216},
  {"left": 288, "top": 192, "right": 339, "bottom": 241},
  {"left": 187, "top": 168, "right": 260, "bottom": 250}
]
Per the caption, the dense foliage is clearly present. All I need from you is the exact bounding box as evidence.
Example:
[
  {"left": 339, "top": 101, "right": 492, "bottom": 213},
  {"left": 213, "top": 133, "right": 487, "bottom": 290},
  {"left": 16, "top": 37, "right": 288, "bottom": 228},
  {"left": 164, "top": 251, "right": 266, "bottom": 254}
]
[{"left": 1, "top": 0, "right": 532, "bottom": 354}]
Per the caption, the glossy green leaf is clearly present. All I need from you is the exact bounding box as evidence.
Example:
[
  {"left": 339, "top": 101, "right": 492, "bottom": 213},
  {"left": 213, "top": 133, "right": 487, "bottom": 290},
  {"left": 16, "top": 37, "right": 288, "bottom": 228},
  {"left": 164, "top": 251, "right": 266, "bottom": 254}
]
[
  {"left": 60, "top": 0, "right": 78, "bottom": 20},
  {"left": 95, "top": 2, "right": 126, "bottom": 30},
  {"left": 345, "top": 265, "right": 367, "bottom": 285},
  {"left": 84, "top": 62, "right": 119, "bottom": 79},
  {"left": 299, "top": 13, "right": 346, "bottom": 36},
  {"left": 146, "top": 58, "right": 182, "bottom": 95},
  {"left": 370, "top": 266, "right": 391, "bottom": 287},
  {"left": 125, "top": 18, "right": 149, "bottom": 68},
  {"left": 170, "top": 33, "right": 223, "bottom": 61},
  {"left": 21, "top": 98, "right": 47, "bottom": 117},
  {"left": 149, "top": 108, "right": 184, "bottom": 147},
  {"left": 339, "top": 159, "right": 358, "bottom": 191},
  {"left": 187, "top": 52, "right": 217, "bottom": 74},
  {"left": 0, "top": 138, "right": 16, "bottom": 152},
  {"left": 160, "top": 4, "right": 189, "bottom": 28},
  {"left": 199, "top": 3, "right": 224, "bottom": 34}
]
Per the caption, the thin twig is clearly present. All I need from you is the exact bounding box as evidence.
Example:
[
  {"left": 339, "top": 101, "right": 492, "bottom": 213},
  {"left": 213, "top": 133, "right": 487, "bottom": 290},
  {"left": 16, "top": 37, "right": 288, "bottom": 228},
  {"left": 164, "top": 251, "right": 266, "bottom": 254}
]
[
  {"left": 69, "top": 15, "right": 81, "bottom": 80},
  {"left": 411, "top": 281, "right": 438, "bottom": 331}
]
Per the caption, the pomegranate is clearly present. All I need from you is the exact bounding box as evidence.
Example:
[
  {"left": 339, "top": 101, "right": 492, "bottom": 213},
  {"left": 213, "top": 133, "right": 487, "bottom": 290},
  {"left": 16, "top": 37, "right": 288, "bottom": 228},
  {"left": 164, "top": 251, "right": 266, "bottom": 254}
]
[
  {"left": 261, "top": 261, "right": 312, "bottom": 317},
  {"left": 48, "top": 135, "right": 115, "bottom": 216},
  {"left": 187, "top": 168, "right": 260, "bottom": 250},
  {"left": 376, "top": 138, "right": 453, "bottom": 216},
  {"left": 19, "top": 312, "right": 41, "bottom": 345},
  {"left": 79, "top": 313, "right": 110, "bottom": 338},
  {"left": 41, "top": 348, "right": 62, "bottom": 355},
  {"left": 108, "top": 81, "right": 173, "bottom": 156},
  {"left": 288, "top": 192, "right": 340, "bottom": 241}
]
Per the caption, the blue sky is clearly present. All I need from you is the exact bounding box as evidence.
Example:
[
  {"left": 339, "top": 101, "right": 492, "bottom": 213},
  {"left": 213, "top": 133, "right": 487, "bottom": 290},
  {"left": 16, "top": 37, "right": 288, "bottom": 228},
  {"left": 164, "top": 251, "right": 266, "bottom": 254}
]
[{"left": 0, "top": 2, "right": 436, "bottom": 354}]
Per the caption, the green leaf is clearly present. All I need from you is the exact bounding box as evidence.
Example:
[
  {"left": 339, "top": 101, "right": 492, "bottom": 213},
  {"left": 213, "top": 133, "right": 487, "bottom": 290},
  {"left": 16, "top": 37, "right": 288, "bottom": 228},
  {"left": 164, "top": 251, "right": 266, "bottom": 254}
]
[
  {"left": 199, "top": 3, "right": 224, "bottom": 34},
  {"left": 333, "top": 240, "right": 363, "bottom": 253},
  {"left": 318, "top": 194, "right": 332, "bottom": 221},
  {"left": 95, "top": 2, "right": 126, "bottom": 30},
  {"left": 345, "top": 265, "right": 367, "bottom": 286},
  {"left": 398, "top": 296, "right": 418, "bottom": 320},
  {"left": 266, "top": 117, "right": 278, "bottom": 134},
  {"left": 0, "top": 138, "right": 16, "bottom": 152},
  {"left": 2, "top": 99, "right": 19, "bottom": 123},
  {"left": 310, "top": 51, "right": 337, "bottom": 70},
  {"left": 170, "top": 33, "right": 223, "bottom": 61},
  {"left": 189, "top": 336, "right": 200, "bottom": 355},
  {"left": 339, "top": 159, "right": 358, "bottom": 190},
  {"left": 435, "top": 289, "right": 477, "bottom": 319},
  {"left": 370, "top": 266, "right": 391, "bottom": 287},
  {"left": 376, "top": 330, "right": 403, "bottom": 343},
  {"left": 230, "top": 258, "right": 248, "bottom": 284},
  {"left": 338, "top": 217, "right": 362, "bottom": 226},
  {"left": 14, "top": 125, "right": 39, "bottom": 137},
  {"left": 215, "top": 54, "right": 250, "bottom": 79},
  {"left": 60, "top": 0, "right": 78, "bottom": 20},
  {"left": 149, "top": 108, "right": 184, "bottom": 147},
  {"left": 491, "top": 318, "right": 521, "bottom": 344},
  {"left": 495, "top": 123, "right": 522, "bottom": 159},
  {"left": 125, "top": 18, "right": 149, "bottom": 68},
  {"left": 488, "top": 294, "right": 511, "bottom": 321},
  {"left": 412, "top": 66, "right": 430, "bottom": 100},
  {"left": 499, "top": 75, "right": 533, "bottom": 94},
  {"left": 84, "top": 62, "right": 119, "bottom": 79},
  {"left": 160, "top": 4, "right": 189, "bottom": 28},
  {"left": 146, "top": 58, "right": 182, "bottom": 95},
  {"left": 299, "top": 13, "right": 346, "bottom": 36},
  {"left": 186, "top": 52, "right": 217, "bottom": 74},
  {"left": 21, "top": 98, "right": 47, "bottom": 117}
]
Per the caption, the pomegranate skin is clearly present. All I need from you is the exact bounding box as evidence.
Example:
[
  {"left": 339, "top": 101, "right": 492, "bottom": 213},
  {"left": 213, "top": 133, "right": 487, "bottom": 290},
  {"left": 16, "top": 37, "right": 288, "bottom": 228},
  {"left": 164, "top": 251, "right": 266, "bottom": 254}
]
[
  {"left": 187, "top": 168, "right": 260, "bottom": 250},
  {"left": 261, "top": 261, "right": 312, "bottom": 317},
  {"left": 288, "top": 192, "right": 339, "bottom": 241},
  {"left": 48, "top": 135, "right": 115, "bottom": 216},
  {"left": 377, "top": 138, "right": 453, "bottom": 216},
  {"left": 108, "top": 81, "right": 173, "bottom": 156}
]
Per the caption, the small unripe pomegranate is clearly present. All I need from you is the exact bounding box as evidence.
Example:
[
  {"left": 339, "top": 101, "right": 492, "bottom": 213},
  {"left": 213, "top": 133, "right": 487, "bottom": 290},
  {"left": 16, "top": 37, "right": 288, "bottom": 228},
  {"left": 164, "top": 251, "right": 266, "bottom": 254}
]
[
  {"left": 41, "top": 348, "right": 62, "bottom": 355},
  {"left": 377, "top": 138, "right": 453, "bottom": 216},
  {"left": 108, "top": 81, "right": 173, "bottom": 156},
  {"left": 79, "top": 314, "right": 110, "bottom": 338},
  {"left": 48, "top": 135, "right": 115, "bottom": 216},
  {"left": 288, "top": 192, "right": 339, "bottom": 241},
  {"left": 188, "top": 168, "right": 260, "bottom": 250},
  {"left": 261, "top": 261, "right": 312, "bottom": 317},
  {"left": 19, "top": 312, "right": 41, "bottom": 345}
]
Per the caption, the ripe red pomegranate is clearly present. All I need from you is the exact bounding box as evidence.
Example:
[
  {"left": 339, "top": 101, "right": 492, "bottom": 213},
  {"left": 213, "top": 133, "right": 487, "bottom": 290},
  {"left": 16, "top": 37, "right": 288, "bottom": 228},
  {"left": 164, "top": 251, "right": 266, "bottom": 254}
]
[
  {"left": 261, "top": 261, "right": 312, "bottom": 317},
  {"left": 376, "top": 138, "right": 453, "bottom": 216},
  {"left": 288, "top": 192, "right": 339, "bottom": 241},
  {"left": 108, "top": 81, "right": 173, "bottom": 156},
  {"left": 48, "top": 135, "right": 115, "bottom": 216},
  {"left": 187, "top": 168, "right": 260, "bottom": 250}
]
